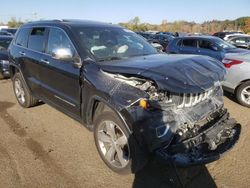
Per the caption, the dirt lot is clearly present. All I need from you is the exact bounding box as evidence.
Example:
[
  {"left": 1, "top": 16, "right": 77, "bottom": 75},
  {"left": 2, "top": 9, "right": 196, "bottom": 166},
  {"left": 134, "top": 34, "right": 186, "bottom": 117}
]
[{"left": 0, "top": 79, "right": 249, "bottom": 188}]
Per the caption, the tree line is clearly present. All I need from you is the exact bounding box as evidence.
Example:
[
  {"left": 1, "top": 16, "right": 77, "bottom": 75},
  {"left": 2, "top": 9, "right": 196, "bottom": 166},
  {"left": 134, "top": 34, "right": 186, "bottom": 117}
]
[{"left": 119, "top": 16, "right": 250, "bottom": 34}]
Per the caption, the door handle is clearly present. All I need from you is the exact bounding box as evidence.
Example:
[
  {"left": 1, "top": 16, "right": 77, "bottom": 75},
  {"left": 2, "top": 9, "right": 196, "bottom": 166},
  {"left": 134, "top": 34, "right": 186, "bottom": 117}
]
[
  {"left": 19, "top": 51, "right": 26, "bottom": 56},
  {"left": 40, "top": 59, "right": 50, "bottom": 64}
]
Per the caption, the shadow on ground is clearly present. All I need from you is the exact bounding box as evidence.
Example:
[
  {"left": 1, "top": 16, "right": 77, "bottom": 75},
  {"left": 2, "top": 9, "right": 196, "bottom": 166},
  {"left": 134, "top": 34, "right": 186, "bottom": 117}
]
[
  {"left": 133, "top": 159, "right": 216, "bottom": 188},
  {"left": 224, "top": 91, "right": 238, "bottom": 104}
]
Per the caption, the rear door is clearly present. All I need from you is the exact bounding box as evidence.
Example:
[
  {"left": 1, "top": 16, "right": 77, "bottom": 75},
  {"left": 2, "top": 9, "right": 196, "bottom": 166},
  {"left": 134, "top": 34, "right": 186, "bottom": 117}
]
[
  {"left": 11, "top": 27, "right": 48, "bottom": 95},
  {"left": 38, "top": 27, "right": 81, "bottom": 116},
  {"left": 25, "top": 27, "right": 48, "bottom": 94},
  {"left": 180, "top": 38, "right": 198, "bottom": 54}
]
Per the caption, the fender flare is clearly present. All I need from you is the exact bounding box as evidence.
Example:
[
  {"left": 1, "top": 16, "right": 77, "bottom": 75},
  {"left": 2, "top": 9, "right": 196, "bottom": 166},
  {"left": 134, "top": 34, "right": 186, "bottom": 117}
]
[
  {"left": 9, "top": 63, "right": 32, "bottom": 93},
  {"left": 86, "top": 95, "right": 132, "bottom": 134}
]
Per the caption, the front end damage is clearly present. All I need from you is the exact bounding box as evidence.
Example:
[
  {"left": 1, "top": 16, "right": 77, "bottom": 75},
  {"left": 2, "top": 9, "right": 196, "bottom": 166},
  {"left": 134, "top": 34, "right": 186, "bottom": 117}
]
[{"left": 104, "top": 71, "right": 241, "bottom": 167}]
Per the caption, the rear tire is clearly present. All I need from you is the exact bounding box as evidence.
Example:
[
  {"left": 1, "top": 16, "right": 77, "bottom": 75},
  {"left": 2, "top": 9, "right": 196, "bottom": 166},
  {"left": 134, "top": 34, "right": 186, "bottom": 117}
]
[
  {"left": 12, "top": 72, "right": 38, "bottom": 108},
  {"left": 236, "top": 81, "right": 250, "bottom": 108},
  {"left": 93, "top": 110, "right": 147, "bottom": 174}
]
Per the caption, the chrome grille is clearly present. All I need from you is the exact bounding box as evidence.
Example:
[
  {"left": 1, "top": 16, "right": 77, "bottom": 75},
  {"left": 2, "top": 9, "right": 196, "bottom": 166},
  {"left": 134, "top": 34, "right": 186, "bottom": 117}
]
[{"left": 177, "top": 89, "right": 213, "bottom": 108}]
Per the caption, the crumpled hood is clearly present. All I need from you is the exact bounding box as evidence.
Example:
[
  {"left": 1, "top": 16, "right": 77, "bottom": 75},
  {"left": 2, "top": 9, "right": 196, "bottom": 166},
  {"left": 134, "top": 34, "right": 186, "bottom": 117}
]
[{"left": 99, "top": 54, "right": 226, "bottom": 93}]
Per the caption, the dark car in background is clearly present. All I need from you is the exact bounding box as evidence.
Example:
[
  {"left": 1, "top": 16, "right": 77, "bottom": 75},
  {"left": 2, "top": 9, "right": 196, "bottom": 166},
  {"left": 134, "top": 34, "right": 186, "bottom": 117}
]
[
  {"left": 136, "top": 31, "right": 154, "bottom": 40},
  {"left": 0, "top": 36, "right": 12, "bottom": 79},
  {"left": 151, "top": 34, "right": 175, "bottom": 52},
  {"left": 0, "top": 31, "right": 13, "bottom": 36},
  {"left": 156, "top": 32, "right": 175, "bottom": 36},
  {"left": 1, "top": 28, "right": 18, "bottom": 35},
  {"left": 8, "top": 20, "right": 240, "bottom": 174},
  {"left": 228, "top": 35, "right": 250, "bottom": 49},
  {"left": 213, "top": 31, "right": 244, "bottom": 40},
  {"left": 136, "top": 31, "right": 164, "bottom": 51},
  {"left": 167, "top": 36, "right": 248, "bottom": 61}
]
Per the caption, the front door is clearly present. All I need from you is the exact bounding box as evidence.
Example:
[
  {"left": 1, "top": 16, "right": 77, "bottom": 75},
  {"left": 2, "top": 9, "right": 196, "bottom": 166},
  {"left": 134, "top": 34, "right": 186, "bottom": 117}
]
[{"left": 39, "top": 27, "right": 81, "bottom": 116}]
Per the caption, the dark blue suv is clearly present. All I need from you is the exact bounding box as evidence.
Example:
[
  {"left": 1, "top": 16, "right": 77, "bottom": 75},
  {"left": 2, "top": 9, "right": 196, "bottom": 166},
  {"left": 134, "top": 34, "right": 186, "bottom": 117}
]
[{"left": 167, "top": 36, "right": 248, "bottom": 61}]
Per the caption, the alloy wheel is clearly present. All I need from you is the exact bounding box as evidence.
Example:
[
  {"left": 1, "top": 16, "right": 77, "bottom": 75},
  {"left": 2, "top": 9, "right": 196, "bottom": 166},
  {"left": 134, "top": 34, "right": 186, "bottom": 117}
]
[
  {"left": 241, "top": 86, "right": 250, "bottom": 105},
  {"left": 14, "top": 78, "right": 26, "bottom": 104},
  {"left": 97, "top": 120, "right": 130, "bottom": 168}
]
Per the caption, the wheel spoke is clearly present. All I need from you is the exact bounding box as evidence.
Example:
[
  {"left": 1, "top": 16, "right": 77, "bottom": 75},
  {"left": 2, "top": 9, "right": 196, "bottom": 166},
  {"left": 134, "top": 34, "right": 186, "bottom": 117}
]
[
  {"left": 242, "top": 89, "right": 250, "bottom": 96},
  {"left": 106, "top": 122, "right": 116, "bottom": 140},
  {"left": 246, "top": 98, "right": 250, "bottom": 104},
  {"left": 105, "top": 146, "right": 116, "bottom": 162},
  {"left": 116, "top": 135, "right": 127, "bottom": 147},
  {"left": 98, "top": 131, "right": 112, "bottom": 143},
  {"left": 115, "top": 146, "right": 127, "bottom": 167}
]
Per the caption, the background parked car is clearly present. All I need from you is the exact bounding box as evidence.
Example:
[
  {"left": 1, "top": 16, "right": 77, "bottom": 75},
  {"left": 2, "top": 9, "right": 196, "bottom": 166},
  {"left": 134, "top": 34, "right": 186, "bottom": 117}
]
[
  {"left": 0, "top": 31, "right": 13, "bottom": 36},
  {"left": 136, "top": 31, "right": 154, "bottom": 40},
  {"left": 150, "top": 34, "right": 175, "bottom": 52},
  {"left": 1, "top": 28, "right": 17, "bottom": 35},
  {"left": 222, "top": 53, "right": 250, "bottom": 107},
  {"left": 0, "top": 36, "right": 13, "bottom": 79},
  {"left": 136, "top": 32, "right": 164, "bottom": 52},
  {"left": 156, "top": 32, "right": 175, "bottom": 36},
  {"left": 167, "top": 36, "right": 248, "bottom": 61},
  {"left": 213, "top": 31, "right": 244, "bottom": 40},
  {"left": 228, "top": 35, "right": 250, "bottom": 49}
]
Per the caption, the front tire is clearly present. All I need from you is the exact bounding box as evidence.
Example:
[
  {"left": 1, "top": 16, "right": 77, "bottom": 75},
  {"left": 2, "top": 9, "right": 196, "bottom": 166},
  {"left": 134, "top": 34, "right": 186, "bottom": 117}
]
[
  {"left": 94, "top": 110, "right": 148, "bottom": 174},
  {"left": 12, "top": 72, "right": 38, "bottom": 108},
  {"left": 236, "top": 81, "right": 250, "bottom": 108}
]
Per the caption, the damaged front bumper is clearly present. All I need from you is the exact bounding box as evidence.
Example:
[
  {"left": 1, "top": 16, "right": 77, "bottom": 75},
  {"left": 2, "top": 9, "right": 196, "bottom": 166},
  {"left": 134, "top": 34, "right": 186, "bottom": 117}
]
[{"left": 156, "top": 111, "right": 241, "bottom": 167}]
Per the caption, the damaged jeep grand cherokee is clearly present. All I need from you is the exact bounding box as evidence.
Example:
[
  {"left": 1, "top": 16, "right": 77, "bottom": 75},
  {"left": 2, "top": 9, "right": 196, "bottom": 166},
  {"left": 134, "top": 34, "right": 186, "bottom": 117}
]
[{"left": 9, "top": 20, "right": 241, "bottom": 174}]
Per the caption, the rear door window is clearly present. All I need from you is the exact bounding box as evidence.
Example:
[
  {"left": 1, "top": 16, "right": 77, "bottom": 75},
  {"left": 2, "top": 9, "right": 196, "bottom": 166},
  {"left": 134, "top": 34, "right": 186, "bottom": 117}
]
[
  {"left": 28, "top": 28, "right": 47, "bottom": 52},
  {"left": 199, "top": 40, "right": 214, "bottom": 50},
  {"left": 15, "top": 28, "right": 30, "bottom": 47},
  {"left": 182, "top": 39, "right": 197, "bottom": 48}
]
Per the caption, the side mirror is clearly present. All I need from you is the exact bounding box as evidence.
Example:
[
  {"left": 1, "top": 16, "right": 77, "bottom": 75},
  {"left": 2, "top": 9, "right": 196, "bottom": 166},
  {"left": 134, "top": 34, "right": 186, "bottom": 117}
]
[{"left": 52, "top": 48, "right": 73, "bottom": 61}]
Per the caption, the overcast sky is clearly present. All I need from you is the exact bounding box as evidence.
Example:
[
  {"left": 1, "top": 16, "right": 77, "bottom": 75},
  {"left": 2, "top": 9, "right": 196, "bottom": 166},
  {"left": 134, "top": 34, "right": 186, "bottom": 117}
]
[{"left": 0, "top": 0, "right": 249, "bottom": 24}]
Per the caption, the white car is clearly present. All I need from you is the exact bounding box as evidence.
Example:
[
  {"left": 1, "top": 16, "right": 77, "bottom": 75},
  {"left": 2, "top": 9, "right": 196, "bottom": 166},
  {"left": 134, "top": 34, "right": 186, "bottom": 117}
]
[
  {"left": 224, "top": 33, "right": 248, "bottom": 41},
  {"left": 222, "top": 52, "right": 250, "bottom": 107}
]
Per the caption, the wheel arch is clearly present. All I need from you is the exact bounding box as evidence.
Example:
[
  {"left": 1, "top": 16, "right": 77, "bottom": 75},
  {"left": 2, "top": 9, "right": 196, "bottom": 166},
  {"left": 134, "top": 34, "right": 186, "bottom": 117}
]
[
  {"left": 9, "top": 64, "right": 33, "bottom": 94},
  {"left": 234, "top": 79, "right": 250, "bottom": 94},
  {"left": 86, "top": 95, "right": 132, "bottom": 133}
]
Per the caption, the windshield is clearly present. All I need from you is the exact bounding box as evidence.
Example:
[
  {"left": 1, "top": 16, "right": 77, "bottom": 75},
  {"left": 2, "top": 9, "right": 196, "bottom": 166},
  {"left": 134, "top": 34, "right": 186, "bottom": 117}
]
[
  {"left": 0, "top": 38, "right": 12, "bottom": 50},
  {"left": 214, "top": 38, "right": 236, "bottom": 49},
  {"left": 73, "top": 26, "right": 157, "bottom": 62}
]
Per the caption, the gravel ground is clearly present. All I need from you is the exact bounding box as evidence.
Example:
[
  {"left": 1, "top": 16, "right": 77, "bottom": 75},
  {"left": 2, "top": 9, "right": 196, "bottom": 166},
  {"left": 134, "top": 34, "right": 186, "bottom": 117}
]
[{"left": 0, "top": 79, "right": 249, "bottom": 188}]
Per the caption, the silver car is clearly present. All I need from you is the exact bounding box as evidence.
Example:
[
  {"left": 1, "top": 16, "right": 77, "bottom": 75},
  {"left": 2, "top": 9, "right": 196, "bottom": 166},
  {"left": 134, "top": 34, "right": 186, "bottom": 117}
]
[{"left": 223, "top": 52, "right": 250, "bottom": 107}]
